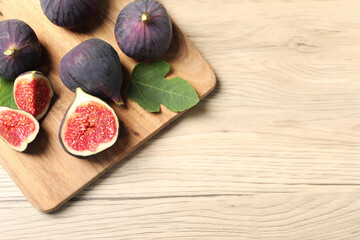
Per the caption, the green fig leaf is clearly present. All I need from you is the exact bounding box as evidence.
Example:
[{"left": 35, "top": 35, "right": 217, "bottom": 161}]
[
  {"left": 127, "top": 61, "right": 199, "bottom": 112},
  {"left": 0, "top": 77, "right": 17, "bottom": 109}
]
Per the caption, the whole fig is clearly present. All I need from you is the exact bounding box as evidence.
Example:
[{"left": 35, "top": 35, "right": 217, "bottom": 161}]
[
  {"left": 40, "top": 0, "right": 98, "bottom": 29},
  {"left": 0, "top": 20, "right": 41, "bottom": 80},
  {"left": 60, "top": 38, "right": 123, "bottom": 104},
  {"left": 115, "top": 0, "right": 173, "bottom": 60}
]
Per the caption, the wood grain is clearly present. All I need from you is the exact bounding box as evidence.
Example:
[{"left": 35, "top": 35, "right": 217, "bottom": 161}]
[
  {"left": 2, "top": 0, "right": 360, "bottom": 239},
  {"left": 0, "top": 0, "right": 216, "bottom": 212}
]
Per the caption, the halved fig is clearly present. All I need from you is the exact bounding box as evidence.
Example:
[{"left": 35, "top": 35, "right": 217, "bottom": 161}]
[
  {"left": 59, "top": 88, "right": 119, "bottom": 158},
  {"left": 59, "top": 38, "right": 123, "bottom": 105},
  {"left": 0, "top": 19, "right": 41, "bottom": 80},
  {"left": 0, "top": 107, "right": 39, "bottom": 152},
  {"left": 115, "top": 0, "right": 173, "bottom": 60},
  {"left": 40, "top": 0, "right": 99, "bottom": 29},
  {"left": 14, "top": 71, "right": 54, "bottom": 120}
]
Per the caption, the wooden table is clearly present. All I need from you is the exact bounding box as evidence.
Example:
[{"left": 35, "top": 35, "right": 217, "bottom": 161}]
[{"left": 2, "top": 0, "right": 360, "bottom": 239}]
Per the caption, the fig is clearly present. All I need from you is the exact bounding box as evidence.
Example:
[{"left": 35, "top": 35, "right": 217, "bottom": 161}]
[
  {"left": 59, "top": 88, "right": 119, "bottom": 158},
  {"left": 0, "top": 20, "right": 41, "bottom": 80},
  {"left": 115, "top": 0, "right": 173, "bottom": 60},
  {"left": 59, "top": 38, "right": 123, "bottom": 105},
  {"left": 0, "top": 107, "right": 39, "bottom": 152},
  {"left": 40, "top": 0, "right": 98, "bottom": 29},
  {"left": 14, "top": 71, "right": 54, "bottom": 120}
]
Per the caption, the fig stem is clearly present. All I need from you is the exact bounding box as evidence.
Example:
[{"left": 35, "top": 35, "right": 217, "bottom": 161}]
[
  {"left": 4, "top": 48, "right": 15, "bottom": 56},
  {"left": 141, "top": 13, "right": 149, "bottom": 22}
]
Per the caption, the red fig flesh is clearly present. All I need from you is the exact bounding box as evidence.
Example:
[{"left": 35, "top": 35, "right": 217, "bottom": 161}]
[
  {"left": 14, "top": 71, "right": 54, "bottom": 120},
  {"left": 0, "top": 107, "right": 39, "bottom": 152},
  {"left": 59, "top": 88, "right": 119, "bottom": 158}
]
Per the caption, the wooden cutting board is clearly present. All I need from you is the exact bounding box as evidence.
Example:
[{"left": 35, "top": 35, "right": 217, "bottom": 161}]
[{"left": 0, "top": 0, "right": 216, "bottom": 213}]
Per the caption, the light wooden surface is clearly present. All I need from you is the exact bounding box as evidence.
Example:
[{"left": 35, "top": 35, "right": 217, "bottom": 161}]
[
  {"left": 0, "top": 0, "right": 215, "bottom": 212},
  {"left": 2, "top": 0, "right": 360, "bottom": 238}
]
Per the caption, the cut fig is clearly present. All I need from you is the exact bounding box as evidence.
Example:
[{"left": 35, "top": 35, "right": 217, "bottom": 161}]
[
  {"left": 59, "top": 38, "right": 123, "bottom": 105},
  {"left": 115, "top": 0, "right": 173, "bottom": 60},
  {"left": 0, "top": 107, "right": 39, "bottom": 152},
  {"left": 14, "top": 71, "right": 54, "bottom": 120},
  {"left": 59, "top": 88, "right": 119, "bottom": 158},
  {"left": 40, "top": 0, "right": 98, "bottom": 29},
  {"left": 0, "top": 20, "right": 41, "bottom": 80}
]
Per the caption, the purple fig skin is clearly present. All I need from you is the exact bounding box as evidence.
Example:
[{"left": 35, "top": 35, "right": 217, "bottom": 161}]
[
  {"left": 115, "top": 0, "right": 173, "bottom": 60},
  {"left": 59, "top": 38, "right": 123, "bottom": 104},
  {"left": 40, "top": 0, "right": 98, "bottom": 29},
  {"left": 0, "top": 19, "right": 41, "bottom": 80}
]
